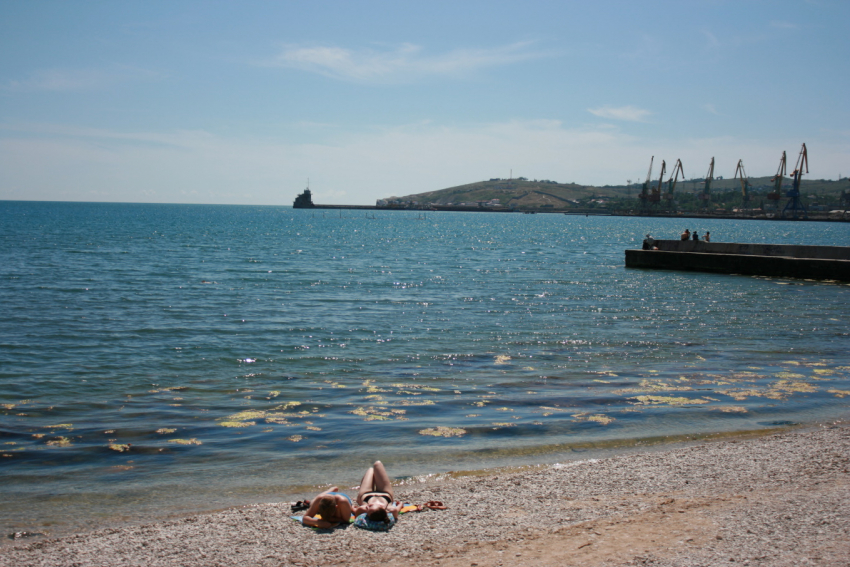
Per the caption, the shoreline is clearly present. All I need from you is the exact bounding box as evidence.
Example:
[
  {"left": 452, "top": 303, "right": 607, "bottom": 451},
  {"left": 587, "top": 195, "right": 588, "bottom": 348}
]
[
  {"left": 0, "top": 425, "right": 812, "bottom": 541},
  {"left": 3, "top": 422, "right": 848, "bottom": 566}
]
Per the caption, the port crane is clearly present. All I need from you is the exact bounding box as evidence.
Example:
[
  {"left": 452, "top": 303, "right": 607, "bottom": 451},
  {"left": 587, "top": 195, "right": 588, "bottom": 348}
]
[
  {"left": 782, "top": 143, "right": 808, "bottom": 219},
  {"left": 698, "top": 157, "right": 715, "bottom": 207},
  {"left": 733, "top": 159, "right": 751, "bottom": 204},
  {"left": 664, "top": 159, "right": 685, "bottom": 204},
  {"left": 767, "top": 151, "right": 787, "bottom": 202},
  {"left": 639, "top": 156, "right": 654, "bottom": 206},
  {"left": 650, "top": 160, "right": 665, "bottom": 204}
]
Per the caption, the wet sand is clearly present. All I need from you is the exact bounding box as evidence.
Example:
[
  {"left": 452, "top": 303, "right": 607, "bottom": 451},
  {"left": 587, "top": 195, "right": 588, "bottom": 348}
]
[{"left": 2, "top": 423, "right": 848, "bottom": 567}]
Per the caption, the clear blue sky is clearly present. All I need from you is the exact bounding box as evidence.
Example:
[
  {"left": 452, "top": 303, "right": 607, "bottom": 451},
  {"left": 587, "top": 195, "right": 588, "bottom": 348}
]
[{"left": 1, "top": 0, "right": 848, "bottom": 205}]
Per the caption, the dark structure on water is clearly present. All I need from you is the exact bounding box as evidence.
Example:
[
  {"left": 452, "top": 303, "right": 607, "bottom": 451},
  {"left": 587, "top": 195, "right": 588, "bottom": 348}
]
[
  {"left": 626, "top": 240, "right": 850, "bottom": 281},
  {"left": 293, "top": 188, "right": 314, "bottom": 208}
]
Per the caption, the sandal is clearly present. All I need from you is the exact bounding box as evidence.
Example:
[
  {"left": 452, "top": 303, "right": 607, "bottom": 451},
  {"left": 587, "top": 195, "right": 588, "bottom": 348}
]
[
  {"left": 290, "top": 499, "right": 311, "bottom": 512},
  {"left": 424, "top": 500, "right": 447, "bottom": 510}
]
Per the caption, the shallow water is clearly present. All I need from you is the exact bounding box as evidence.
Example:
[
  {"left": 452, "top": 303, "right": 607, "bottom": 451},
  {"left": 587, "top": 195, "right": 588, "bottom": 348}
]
[{"left": 1, "top": 201, "right": 849, "bottom": 536}]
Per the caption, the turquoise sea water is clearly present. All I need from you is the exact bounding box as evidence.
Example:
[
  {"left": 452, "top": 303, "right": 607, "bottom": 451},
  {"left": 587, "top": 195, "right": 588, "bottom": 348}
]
[{"left": 2, "top": 201, "right": 849, "bottom": 537}]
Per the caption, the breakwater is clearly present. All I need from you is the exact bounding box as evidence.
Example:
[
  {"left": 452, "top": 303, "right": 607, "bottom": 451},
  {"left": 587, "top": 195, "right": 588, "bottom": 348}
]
[{"left": 626, "top": 240, "right": 850, "bottom": 280}]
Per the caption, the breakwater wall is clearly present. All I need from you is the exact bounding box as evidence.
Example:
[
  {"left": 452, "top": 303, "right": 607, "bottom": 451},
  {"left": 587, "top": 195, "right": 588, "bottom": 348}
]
[{"left": 625, "top": 240, "right": 850, "bottom": 281}]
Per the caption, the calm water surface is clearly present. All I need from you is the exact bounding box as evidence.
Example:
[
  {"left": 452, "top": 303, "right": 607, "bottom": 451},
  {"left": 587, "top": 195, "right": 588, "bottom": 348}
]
[{"left": 1, "top": 201, "right": 849, "bottom": 536}]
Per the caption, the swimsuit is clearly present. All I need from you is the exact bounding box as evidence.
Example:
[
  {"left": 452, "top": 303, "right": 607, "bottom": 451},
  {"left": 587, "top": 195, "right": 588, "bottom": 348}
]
[
  {"left": 327, "top": 491, "right": 353, "bottom": 506},
  {"left": 362, "top": 492, "right": 392, "bottom": 505}
]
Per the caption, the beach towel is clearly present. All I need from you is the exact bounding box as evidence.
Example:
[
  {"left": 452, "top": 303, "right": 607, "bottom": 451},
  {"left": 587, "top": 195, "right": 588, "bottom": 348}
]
[{"left": 292, "top": 503, "right": 416, "bottom": 530}]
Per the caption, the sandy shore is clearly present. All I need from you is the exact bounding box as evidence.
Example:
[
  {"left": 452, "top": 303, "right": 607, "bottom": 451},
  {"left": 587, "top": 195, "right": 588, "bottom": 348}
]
[{"left": 2, "top": 423, "right": 848, "bottom": 567}]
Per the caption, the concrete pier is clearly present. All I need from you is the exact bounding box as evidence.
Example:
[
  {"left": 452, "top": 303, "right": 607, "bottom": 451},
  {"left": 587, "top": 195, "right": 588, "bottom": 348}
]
[{"left": 625, "top": 240, "right": 850, "bottom": 281}]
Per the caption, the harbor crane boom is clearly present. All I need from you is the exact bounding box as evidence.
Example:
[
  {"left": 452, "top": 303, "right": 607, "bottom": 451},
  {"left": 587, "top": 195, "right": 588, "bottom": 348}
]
[
  {"left": 699, "top": 157, "right": 715, "bottom": 207},
  {"left": 650, "top": 160, "right": 665, "bottom": 202},
  {"left": 665, "top": 159, "right": 684, "bottom": 201},
  {"left": 782, "top": 143, "right": 808, "bottom": 219},
  {"left": 639, "top": 156, "right": 654, "bottom": 204},
  {"left": 733, "top": 159, "right": 751, "bottom": 203},
  {"left": 768, "top": 151, "right": 787, "bottom": 201}
]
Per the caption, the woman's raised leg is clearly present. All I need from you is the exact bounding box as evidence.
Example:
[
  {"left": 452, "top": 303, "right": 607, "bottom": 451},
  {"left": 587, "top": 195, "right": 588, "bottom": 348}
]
[
  {"left": 356, "top": 466, "right": 376, "bottom": 504},
  {"left": 371, "top": 460, "right": 394, "bottom": 499}
]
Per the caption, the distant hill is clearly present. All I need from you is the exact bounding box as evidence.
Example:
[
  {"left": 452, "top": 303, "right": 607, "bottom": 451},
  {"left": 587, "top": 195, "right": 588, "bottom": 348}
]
[
  {"left": 387, "top": 176, "right": 849, "bottom": 211},
  {"left": 391, "top": 179, "right": 630, "bottom": 210}
]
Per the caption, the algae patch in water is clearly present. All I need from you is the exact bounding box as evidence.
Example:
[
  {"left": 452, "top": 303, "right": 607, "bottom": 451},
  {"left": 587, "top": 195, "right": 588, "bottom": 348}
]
[
  {"left": 350, "top": 406, "right": 406, "bottom": 420},
  {"left": 169, "top": 438, "right": 202, "bottom": 445},
  {"left": 156, "top": 428, "right": 176, "bottom": 434},
  {"left": 613, "top": 379, "right": 694, "bottom": 395},
  {"left": 774, "top": 372, "right": 806, "bottom": 380},
  {"left": 828, "top": 389, "right": 850, "bottom": 398},
  {"left": 773, "top": 380, "right": 817, "bottom": 394},
  {"left": 108, "top": 444, "right": 131, "bottom": 452},
  {"left": 572, "top": 413, "right": 615, "bottom": 425},
  {"left": 287, "top": 435, "right": 304, "bottom": 442},
  {"left": 630, "top": 396, "right": 710, "bottom": 406},
  {"left": 714, "top": 406, "right": 748, "bottom": 413},
  {"left": 397, "top": 399, "right": 436, "bottom": 406},
  {"left": 226, "top": 410, "right": 266, "bottom": 421},
  {"left": 46, "top": 437, "right": 72, "bottom": 447},
  {"left": 726, "top": 389, "right": 787, "bottom": 401},
  {"left": 391, "top": 383, "right": 440, "bottom": 392},
  {"left": 419, "top": 426, "right": 466, "bottom": 438}
]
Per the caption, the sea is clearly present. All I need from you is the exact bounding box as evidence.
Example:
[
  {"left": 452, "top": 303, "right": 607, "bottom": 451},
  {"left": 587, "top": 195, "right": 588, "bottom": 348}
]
[{"left": 1, "top": 200, "right": 849, "bottom": 538}]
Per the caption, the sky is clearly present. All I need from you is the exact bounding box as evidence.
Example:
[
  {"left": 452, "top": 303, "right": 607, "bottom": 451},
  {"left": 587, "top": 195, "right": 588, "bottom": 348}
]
[{"left": 1, "top": 0, "right": 848, "bottom": 206}]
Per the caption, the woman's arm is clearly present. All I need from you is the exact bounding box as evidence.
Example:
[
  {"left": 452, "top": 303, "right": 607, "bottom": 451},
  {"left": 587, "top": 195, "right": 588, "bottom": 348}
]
[
  {"left": 388, "top": 501, "right": 401, "bottom": 520},
  {"left": 302, "top": 516, "right": 339, "bottom": 529}
]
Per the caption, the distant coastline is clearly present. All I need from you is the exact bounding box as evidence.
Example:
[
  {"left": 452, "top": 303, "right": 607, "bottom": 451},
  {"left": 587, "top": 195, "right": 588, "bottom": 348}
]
[
  {"left": 297, "top": 202, "right": 849, "bottom": 222},
  {"left": 294, "top": 177, "right": 850, "bottom": 221}
]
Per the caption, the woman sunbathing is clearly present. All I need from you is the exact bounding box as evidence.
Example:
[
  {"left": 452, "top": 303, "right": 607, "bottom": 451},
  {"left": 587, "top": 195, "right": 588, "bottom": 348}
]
[
  {"left": 352, "top": 460, "right": 401, "bottom": 530},
  {"left": 301, "top": 487, "right": 354, "bottom": 529}
]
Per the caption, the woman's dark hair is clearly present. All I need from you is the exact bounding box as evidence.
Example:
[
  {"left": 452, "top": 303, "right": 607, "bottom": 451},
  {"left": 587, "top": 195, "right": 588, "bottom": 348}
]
[
  {"left": 318, "top": 495, "right": 336, "bottom": 519},
  {"left": 366, "top": 508, "right": 389, "bottom": 523}
]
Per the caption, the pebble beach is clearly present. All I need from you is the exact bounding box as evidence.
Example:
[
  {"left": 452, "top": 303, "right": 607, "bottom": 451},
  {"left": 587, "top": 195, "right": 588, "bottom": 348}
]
[{"left": 3, "top": 422, "right": 848, "bottom": 567}]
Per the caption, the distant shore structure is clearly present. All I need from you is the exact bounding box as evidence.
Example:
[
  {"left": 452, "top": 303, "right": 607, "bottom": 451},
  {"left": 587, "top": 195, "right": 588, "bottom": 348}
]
[{"left": 292, "top": 186, "right": 314, "bottom": 208}]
